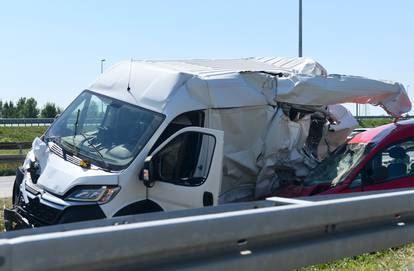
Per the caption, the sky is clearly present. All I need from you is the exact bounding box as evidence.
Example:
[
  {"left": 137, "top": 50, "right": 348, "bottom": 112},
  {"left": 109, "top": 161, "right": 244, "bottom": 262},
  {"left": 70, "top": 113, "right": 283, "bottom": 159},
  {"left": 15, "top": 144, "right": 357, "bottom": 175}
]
[{"left": 0, "top": 0, "right": 413, "bottom": 115}]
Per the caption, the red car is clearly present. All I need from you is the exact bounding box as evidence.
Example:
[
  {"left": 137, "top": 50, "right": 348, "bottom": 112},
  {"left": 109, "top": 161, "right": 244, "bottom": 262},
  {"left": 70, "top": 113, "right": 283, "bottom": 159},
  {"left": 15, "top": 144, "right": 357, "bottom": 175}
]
[{"left": 277, "top": 119, "right": 414, "bottom": 197}]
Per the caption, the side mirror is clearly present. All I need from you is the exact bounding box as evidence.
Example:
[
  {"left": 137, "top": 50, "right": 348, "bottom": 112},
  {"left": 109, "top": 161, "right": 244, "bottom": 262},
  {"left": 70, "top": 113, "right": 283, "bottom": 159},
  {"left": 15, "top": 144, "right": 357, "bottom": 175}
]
[{"left": 140, "top": 156, "right": 156, "bottom": 188}]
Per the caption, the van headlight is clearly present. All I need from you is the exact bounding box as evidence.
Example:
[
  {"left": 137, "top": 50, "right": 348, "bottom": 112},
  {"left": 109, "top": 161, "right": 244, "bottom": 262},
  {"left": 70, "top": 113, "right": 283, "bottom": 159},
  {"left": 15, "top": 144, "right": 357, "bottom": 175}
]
[{"left": 66, "top": 186, "right": 120, "bottom": 204}]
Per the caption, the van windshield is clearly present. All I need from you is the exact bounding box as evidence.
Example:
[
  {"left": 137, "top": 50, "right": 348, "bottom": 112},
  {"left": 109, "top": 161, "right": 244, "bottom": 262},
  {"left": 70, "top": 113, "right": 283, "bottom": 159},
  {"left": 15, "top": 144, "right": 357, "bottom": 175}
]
[
  {"left": 44, "top": 91, "right": 164, "bottom": 171},
  {"left": 304, "top": 143, "right": 372, "bottom": 187}
]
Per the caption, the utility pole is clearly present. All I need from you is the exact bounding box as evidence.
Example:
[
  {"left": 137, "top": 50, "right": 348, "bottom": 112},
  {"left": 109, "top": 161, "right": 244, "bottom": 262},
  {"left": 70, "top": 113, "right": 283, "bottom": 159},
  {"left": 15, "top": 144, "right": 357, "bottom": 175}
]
[
  {"left": 298, "top": 0, "right": 303, "bottom": 57},
  {"left": 100, "top": 59, "right": 106, "bottom": 74}
]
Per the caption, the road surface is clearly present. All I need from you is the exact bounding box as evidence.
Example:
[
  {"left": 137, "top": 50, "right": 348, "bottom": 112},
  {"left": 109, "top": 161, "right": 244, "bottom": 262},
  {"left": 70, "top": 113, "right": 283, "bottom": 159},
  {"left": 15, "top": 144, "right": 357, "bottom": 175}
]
[{"left": 0, "top": 176, "right": 14, "bottom": 198}]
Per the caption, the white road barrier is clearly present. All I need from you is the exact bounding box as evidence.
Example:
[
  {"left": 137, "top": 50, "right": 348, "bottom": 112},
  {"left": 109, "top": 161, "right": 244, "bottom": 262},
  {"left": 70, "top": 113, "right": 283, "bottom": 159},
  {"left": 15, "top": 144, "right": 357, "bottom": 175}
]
[{"left": 0, "top": 189, "right": 414, "bottom": 270}]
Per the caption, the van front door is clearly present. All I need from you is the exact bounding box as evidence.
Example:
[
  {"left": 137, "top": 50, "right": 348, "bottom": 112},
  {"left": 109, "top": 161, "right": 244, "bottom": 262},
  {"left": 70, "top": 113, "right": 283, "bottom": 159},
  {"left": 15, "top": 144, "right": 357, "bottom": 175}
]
[{"left": 147, "top": 127, "right": 223, "bottom": 210}]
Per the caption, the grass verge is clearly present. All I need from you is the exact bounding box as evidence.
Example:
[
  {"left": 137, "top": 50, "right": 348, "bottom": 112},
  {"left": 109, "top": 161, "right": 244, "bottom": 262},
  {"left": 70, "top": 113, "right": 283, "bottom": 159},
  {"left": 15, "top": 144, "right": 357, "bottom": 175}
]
[
  {"left": 0, "top": 162, "right": 20, "bottom": 176},
  {"left": 0, "top": 149, "right": 30, "bottom": 155},
  {"left": 0, "top": 198, "right": 12, "bottom": 232},
  {"left": 359, "top": 118, "right": 393, "bottom": 128},
  {"left": 0, "top": 126, "right": 48, "bottom": 143},
  {"left": 0, "top": 126, "right": 46, "bottom": 176},
  {"left": 300, "top": 245, "right": 414, "bottom": 271}
]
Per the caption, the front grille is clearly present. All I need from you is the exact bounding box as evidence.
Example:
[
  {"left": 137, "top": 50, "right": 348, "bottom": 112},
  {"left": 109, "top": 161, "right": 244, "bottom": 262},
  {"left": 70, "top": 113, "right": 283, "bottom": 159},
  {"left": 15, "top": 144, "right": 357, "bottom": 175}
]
[
  {"left": 21, "top": 197, "right": 61, "bottom": 225},
  {"left": 49, "top": 142, "right": 83, "bottom": 167},
  {"left": 66, "top": 154, "right": 82, "bottom": 166},
  {"left": 49, "top": 143, "right": 64, "bottom": 158}
]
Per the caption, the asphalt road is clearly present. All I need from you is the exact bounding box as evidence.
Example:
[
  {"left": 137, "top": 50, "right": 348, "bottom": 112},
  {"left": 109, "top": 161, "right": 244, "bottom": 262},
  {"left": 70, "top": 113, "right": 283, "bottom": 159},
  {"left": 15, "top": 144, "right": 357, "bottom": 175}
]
[{"left": 0, "top": 176, "right": 14, "bottom": 199}]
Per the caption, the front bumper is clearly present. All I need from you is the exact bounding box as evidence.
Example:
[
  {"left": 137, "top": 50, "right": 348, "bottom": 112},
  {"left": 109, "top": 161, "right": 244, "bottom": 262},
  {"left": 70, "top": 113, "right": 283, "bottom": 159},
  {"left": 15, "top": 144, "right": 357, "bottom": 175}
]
[
  {"left": 4, "top": 208, "right": 32, "bottom": 230},
  {"left": 4, "top": 203, "right": 107, "bottom": 231},
  {"left": 4, "top": 172, "right": 107, "bottom": 231}
]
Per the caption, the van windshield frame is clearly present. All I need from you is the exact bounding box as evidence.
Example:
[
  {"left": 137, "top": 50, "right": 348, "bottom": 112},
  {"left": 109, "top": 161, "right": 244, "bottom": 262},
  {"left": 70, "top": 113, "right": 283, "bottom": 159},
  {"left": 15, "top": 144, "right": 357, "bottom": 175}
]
[{"left": 44, "top": 90, "right": 165, "bottom": 171}]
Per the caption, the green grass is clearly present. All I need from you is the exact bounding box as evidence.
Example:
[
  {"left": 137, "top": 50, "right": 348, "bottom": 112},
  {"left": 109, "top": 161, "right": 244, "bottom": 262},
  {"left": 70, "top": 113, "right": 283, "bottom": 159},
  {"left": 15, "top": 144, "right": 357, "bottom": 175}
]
[
  {"left": 0, "top": 198, "right": 12, "bottom": 232},
  {"left": 0, "top": 149, "right": 30, "bottom": 155},
  {"left": 0, "top": 162, "right": 20, "bottom": 176},
  {"left": 300, "top": 245, "right": 414, "bottom": 271},
  {"left": 359, "top": 118, "right": 393, "bottom": 128},
  {"left": 0, "top": 126, "right": 46, "bottom": 176},
  {"left": 0, "top": 126, "right": 48, "bottom": 143}
]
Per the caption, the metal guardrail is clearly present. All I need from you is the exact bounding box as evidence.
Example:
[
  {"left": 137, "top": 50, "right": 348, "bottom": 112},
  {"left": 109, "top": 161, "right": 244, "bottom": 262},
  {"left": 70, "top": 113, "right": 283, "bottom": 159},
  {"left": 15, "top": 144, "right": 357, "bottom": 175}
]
[
  {"left": 0, "top": 155, "right": 25, "bottom": 164},
  {"left": 0, "top": 118, "right": 54, "bottom": 127},
  {"left": 0, "top": 142, "right": 32, "bottom": 150},
  {"left": 1, "top": 189, "right": 414, "bottom": 271},
  {"left": 0, "top": 142, "right": 31, "bottom": 164}
]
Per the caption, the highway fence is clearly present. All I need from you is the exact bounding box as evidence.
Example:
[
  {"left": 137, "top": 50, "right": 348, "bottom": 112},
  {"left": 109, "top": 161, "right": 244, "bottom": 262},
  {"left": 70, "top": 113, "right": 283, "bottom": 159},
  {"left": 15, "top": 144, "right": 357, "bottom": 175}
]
[{"left": 0, "top": 118, "right": 54, "bottom": 127}]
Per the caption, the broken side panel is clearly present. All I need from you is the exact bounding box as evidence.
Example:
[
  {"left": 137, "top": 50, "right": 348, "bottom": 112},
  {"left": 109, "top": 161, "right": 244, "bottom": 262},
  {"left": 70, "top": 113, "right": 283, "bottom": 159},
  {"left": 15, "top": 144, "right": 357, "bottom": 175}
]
[
  {"left": 241, "top": 72, "right": 411, "bottom": 117},
  {"left": 207, "top": 106, "right": 273, "bottom": 203},
  {"left": 275, "top": 74, "right": 411, "bottom": 117}
]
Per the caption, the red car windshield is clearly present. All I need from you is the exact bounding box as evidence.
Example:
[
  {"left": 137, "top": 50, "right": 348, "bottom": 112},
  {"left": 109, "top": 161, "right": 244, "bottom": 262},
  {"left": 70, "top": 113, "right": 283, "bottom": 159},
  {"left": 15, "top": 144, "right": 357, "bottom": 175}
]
[{"left": 304, "top": 143, "right": 372, "bottom": 187}]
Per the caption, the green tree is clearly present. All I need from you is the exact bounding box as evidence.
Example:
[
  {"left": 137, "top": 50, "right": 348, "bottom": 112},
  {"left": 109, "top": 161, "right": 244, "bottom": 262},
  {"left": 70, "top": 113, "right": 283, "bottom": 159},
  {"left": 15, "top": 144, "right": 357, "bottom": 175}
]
[
  {"left": 2, "top": 101, "right": 18, "bottom": 118},
  {"left": 0, "top": 100, "right": 3, "bottom": 118},
  {"left": 16, "top": 97, "right": 27, "bottom": 118},
  {"left": 40, "top": 102, "right": 60, "bottom": 118},
  {"left": 15, "top": 97, "right": 39, "bottom": 118},
  {"left": 24, "top": 98, "right": 39, "bottom": 118}
]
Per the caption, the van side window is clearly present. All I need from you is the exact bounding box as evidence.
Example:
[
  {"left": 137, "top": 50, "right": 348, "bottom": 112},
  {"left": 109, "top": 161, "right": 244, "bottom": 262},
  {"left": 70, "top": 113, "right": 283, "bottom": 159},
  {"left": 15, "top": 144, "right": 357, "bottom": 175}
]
[
  {"left": 150, "top": 111, "right": 204, "bottom": 153},
  {"left": 364, "top": 139, "right": 414, "bottom": 183},
  {"left": 151, "top": 132, "right": 216, "bottom": 186}
]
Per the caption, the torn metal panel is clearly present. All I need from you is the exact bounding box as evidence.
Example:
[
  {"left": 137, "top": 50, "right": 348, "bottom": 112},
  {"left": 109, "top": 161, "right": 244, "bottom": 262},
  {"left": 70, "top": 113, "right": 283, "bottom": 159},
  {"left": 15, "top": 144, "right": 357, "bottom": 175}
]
[
  {"left": 317, "top": 105, "right": 359, "bottom": 160},
  {"left": 207, "top": 106, "right": 272, "bottom": 203},
  {"left": 241, "top": 72, "right": 411, "bottom": 117}
]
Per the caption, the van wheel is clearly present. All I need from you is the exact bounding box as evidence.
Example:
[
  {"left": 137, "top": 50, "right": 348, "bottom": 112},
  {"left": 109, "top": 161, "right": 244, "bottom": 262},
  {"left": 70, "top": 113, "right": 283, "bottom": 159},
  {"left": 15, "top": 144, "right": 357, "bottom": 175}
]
[{"left": 113, "top": 200, "right": 163, "bottom": 217}]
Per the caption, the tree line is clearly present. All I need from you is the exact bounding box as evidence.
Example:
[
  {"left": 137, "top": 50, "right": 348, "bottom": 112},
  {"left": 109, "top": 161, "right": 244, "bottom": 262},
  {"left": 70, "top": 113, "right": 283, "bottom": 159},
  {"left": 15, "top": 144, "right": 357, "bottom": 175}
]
[{"left": 0, "top": 97, "right": 63, "bottom": 118}]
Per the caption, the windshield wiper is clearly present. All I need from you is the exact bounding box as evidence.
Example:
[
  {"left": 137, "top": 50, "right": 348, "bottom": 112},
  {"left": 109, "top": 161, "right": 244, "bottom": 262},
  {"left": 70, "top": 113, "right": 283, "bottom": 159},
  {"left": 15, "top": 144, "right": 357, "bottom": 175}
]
[
  {"left": 77, "top": 133, "right": 110, "bottom": 171},
  {"left": 70, "top": 109, "right": 110, "bottom": 171},
  {"left": 73, "top": 109, "right": 81, "bottom": 155}
]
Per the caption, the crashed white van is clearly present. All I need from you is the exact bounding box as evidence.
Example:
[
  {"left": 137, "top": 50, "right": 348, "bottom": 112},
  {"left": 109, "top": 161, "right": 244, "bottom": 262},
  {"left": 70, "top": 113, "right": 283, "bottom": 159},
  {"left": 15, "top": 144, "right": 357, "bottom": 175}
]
[{"left": 4, "top": 57, "right": 411, "bottom": 230}]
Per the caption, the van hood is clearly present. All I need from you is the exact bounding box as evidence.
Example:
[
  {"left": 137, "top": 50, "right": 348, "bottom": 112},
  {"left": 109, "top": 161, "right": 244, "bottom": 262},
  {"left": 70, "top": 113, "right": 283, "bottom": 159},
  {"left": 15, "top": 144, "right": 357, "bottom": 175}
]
[{"left": 28, "top": 138, "right": 118, "bottom": 196}]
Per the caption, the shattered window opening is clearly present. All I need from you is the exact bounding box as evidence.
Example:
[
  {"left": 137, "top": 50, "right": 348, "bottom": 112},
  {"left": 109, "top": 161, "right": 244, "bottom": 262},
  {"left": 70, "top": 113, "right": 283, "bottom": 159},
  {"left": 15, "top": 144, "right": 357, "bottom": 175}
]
[{"left": 304, "top": 143, "right": 372, "bottom": 187}]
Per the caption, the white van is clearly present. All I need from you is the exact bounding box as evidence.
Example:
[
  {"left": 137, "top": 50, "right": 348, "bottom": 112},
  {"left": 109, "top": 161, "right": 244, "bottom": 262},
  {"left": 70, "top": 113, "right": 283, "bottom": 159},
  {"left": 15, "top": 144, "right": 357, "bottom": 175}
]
[{"left": 4, "top": 57, "right": 410, "bottom": 230}]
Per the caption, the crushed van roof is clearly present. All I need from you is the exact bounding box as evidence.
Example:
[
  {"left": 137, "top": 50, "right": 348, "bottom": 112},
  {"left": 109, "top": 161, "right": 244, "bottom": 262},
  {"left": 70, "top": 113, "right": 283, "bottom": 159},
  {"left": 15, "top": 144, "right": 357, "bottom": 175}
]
[
  {"left": 88, "top": 57, "right": 411, "bottom": 116},
  {"left": 145, "top": 57, "right": 328, "bottom": 77}
]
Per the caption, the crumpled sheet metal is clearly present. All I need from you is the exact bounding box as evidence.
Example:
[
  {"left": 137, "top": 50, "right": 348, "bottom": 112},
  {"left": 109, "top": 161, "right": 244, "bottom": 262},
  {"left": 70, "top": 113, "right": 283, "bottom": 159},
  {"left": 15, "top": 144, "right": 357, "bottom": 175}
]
[
  {"left": 209, "top": 103, "right": 358, "bottom": 202},
  {"left": 275, "top": 74, "right": 411, "bottom": 116},
  {"left": 251, "top": 56, "right": 328, "bottom": 76},
  {"left": 254, "top": 104, "right": 358, "bottom": 199},
  {"left": 207, "top": 106, "right": 272, "bottom": 203},
  {"left": 241, "top": 72, "right": 411, "bottom": 117}
]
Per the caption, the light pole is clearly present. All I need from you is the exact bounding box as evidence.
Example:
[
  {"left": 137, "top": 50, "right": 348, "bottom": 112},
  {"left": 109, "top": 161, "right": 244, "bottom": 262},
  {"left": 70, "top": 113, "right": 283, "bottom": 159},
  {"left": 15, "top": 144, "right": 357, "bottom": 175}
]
[
  {"left": 298, "top": 0, "right": 303, "bottom": 57},
  {"left": 100, "top": 59, "right": 106, "bottom": 74}
]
